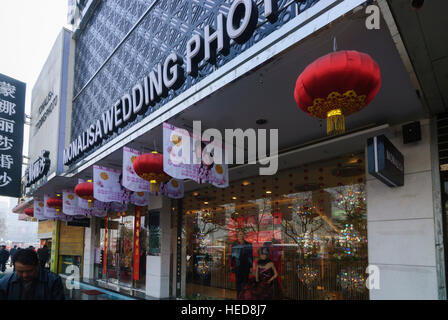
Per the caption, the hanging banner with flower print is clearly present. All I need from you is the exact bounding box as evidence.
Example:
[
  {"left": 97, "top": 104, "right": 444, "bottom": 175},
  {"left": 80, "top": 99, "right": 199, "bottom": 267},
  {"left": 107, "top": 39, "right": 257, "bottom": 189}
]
[
  {"left": 44, "top": 194, "right": 58, "bottom": 219},
  {"left": 33, "top": 198, "right": 46, "bottom": 220},
  {"left": 130, "top": 191, "right": 150, "bottom": 206},
  {"left": 93, "top": 165, "right": 122, "bottom": 203},
  {"left": 163, "top": 122, "right": 229, "bottom": 188},
  {"left": 207, "top": 163, "right": 229, "bottom": 188},
  {"left": 161, "top": 178, "right": 184, "bottom": 199},
  {"left": 163, "top": 122, "right": 201, "bottom": 182},
  {"left": 63, "top": 190, "right": 81, "bottom": 216},
  {"left": 123, "top": 147, "right": 151, "bottom": 192}
]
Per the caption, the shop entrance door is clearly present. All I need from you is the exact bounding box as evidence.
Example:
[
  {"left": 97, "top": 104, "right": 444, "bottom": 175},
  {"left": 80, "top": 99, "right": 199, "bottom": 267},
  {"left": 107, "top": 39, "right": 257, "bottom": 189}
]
[
  {"left": 106, "top": 217, "right": 120, "bottom": 285},
  {"left": 118, "top": 215, "right": 134, "bottom": 287}
]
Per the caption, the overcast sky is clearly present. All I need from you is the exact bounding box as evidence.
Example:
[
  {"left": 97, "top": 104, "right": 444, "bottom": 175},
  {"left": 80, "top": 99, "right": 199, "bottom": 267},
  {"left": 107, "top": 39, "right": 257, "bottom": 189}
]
[
  {"left": 0, "top": 0, "right": 69, "bottom": 156},
  {"left": 0, "top": 1, "right": 69, "bottom": 206}
]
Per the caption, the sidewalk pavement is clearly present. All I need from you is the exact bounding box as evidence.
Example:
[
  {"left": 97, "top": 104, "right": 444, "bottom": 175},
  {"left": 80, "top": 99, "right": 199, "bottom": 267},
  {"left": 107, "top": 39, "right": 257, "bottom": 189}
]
[{"left": 1, "top": 265, "right": 135, "bottom": 300}]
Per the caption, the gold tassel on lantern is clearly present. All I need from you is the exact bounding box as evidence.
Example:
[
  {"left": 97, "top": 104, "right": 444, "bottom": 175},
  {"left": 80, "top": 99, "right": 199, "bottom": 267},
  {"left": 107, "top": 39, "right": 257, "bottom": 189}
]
[
  {"left": 150, "top": 180, "right": 159, "bottom": 193},
  {"left": 326, "top": 109, "right": 345, "bottom": 135}
]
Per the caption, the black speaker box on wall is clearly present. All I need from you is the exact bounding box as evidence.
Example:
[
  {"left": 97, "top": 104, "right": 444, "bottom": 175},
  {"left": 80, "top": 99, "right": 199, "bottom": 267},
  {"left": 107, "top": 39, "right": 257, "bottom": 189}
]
[{"left": 402, "top": 121, "right": 421, "bottom": 144}]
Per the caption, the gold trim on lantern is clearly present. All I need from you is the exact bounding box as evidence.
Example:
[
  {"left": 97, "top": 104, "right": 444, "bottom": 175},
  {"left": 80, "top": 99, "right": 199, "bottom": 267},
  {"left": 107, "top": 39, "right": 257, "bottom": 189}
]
[{"left": 306, "top": 90, "right": 367, "bottom": 119}]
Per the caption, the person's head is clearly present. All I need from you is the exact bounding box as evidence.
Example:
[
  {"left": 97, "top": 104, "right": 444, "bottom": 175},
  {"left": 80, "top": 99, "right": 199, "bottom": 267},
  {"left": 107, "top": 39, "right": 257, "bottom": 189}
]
[
  {"left": 14, "top": 245, "right": 17, "bottom": 248},
  {"left": 258, "top": 247, "right": 269, "bottom": 260},
  {"left": 237, "top": 231, "right": 245, "bottom": 243},
  {"left": 13, "top": 249, "right": 40, "bottom": 282}
]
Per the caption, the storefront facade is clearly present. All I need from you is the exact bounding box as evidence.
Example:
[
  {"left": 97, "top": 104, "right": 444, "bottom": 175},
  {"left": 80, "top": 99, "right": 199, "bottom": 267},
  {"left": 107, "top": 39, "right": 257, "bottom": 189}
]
[{"left": 15, "top": 0, "right": 448, "bottom": 300}]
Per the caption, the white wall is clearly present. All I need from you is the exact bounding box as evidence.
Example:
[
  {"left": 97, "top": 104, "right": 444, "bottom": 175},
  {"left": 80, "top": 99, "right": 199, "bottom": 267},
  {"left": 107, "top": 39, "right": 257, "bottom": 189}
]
[
  {"left": 367, "top": 119, "right": 439, "bottom": 299},
  {"left": 29, "top": 30, "right": 64, "bottom": 174},
  {"left": 82, "top": 217, "right": 97, "bottom": 282},
  {"left": 146, "top": 195, "right": 171, "bottom": 298}
]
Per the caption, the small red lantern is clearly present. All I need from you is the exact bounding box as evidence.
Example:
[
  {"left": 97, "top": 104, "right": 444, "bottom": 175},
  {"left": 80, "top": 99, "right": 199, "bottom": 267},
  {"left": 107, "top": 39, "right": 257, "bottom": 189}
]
[
  {"left": 47, "top": 197, "right": 63, "bottom": 213},
  {"left": 75, "top": 181, "right": 94, "bottom": 207},
  {"left": 24, "top": 208, "right": 34, "bottom": 217},
  {"left": 294, "top": 50, "right": 381, "bottom": 135},
  {"left": 133, "top": 151, "right": 170, "bottom": 193}
]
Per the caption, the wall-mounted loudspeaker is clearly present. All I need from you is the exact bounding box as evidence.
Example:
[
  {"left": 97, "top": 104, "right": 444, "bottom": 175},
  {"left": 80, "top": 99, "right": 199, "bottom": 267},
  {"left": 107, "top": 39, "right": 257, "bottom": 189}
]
[{"left": 402, "top": 121, "right": 421, "bottom": 144}]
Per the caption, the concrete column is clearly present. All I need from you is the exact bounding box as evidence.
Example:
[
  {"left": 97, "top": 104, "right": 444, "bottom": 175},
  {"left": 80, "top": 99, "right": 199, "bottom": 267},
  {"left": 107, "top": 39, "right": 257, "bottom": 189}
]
[
  {"left": 82, "top": 217, "right": 97, "bottom": 282},
  {"left": 146, "top": 195, "right": 172, "bottom": 298},
  {"left": 366, "top": 119, "right": 439, "bottom": 299}
]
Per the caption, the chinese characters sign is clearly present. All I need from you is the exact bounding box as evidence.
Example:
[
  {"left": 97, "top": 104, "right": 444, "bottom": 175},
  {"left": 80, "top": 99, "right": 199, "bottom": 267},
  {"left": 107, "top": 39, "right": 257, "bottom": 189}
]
[{"left": 0, "top": 74, "right": 25, "bottom": 197}]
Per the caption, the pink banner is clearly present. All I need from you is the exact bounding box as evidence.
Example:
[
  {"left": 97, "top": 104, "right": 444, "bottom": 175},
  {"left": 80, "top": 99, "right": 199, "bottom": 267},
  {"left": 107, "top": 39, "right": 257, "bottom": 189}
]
[
  {"left": 163, "top": 122, "right": 228, "bottom": 188},
  {"left": 163, "top": 122, "right": 201, "bottom": 182},
  {"left": 123, "top": 147, "right": 151, "bottom": 192},
  {"left": 130, "top": 191, "right": 150, "bottom": 206},
  {"left": 161, "top": 178, "right": 184, "bottom": 199},
  {"left": 33, "top": 198, "right": 46, "bottom": 220},
  {"left": 63, "top": 190, "right": 81, "bottom": 216},
  {"left": 94, "top": 165, "right": 123, "bottom": 202}
]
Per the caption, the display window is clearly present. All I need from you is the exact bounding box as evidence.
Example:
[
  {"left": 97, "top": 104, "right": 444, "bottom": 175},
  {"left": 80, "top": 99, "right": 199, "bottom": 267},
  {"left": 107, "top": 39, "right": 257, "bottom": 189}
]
[
  {"left": 182, "top": 152, "right": 368, "bottom": 300},
  {"left": 94, "top": 205, "right": 155, "bottom": 292}
]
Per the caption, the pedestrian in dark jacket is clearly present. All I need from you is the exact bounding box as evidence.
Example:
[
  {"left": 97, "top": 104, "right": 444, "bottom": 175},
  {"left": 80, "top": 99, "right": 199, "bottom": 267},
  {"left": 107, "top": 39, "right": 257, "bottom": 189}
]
[
  {"left": 0, "top": 246, "right": 10, "bottom": 273},
  {"left": 0, "top": 248, "right": 65, "bottom": 300},
  {"left": 37, "top": 245, "right": 50, "bottom": 270},
  {"left": 9, "top": 246, "right": 17, "bottom": 267}
]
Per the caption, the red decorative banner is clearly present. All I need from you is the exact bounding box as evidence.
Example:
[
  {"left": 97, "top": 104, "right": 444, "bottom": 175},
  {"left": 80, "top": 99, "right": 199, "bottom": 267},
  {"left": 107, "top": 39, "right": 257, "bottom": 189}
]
[
  {"left": 133, "top": 206, "right": 142, "bottom": 281},
  {"left": 103, "top": 214, "right": 108, "bottom": 275}
]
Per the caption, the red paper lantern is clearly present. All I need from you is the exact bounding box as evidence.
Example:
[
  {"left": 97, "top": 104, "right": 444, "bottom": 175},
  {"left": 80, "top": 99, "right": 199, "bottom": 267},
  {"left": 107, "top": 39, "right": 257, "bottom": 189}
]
[
  {"left": 294, "top": 50, "right": 381, "bottom": 135},
  {"left": 47, "top": 197, "right": 63, "bottom": 212},
  {"left": 133, "top": 151, "right": 171, "bottom": 193},
  {"left": 24, "top": 208, "right": 34, "bottom": 217},
  {"left": 75, "top": 181, "right": 94, "bottom": 207}
]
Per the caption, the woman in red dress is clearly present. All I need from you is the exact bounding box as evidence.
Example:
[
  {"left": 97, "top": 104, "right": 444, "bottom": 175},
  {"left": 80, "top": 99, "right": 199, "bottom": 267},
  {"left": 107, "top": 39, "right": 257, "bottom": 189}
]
[{"left": 239, "top": 247, "right": 281, "bottom": 300}]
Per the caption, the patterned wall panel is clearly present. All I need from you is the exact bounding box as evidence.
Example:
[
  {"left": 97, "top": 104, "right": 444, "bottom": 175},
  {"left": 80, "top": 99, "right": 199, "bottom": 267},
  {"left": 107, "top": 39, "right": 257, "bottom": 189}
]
[{"left": 71, "top": 0, "right": 321, "bottom": 165}]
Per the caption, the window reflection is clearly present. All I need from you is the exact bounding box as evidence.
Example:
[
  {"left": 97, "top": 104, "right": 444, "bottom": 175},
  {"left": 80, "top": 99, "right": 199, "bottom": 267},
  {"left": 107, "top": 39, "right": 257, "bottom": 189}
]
[{"left": 183, "top": 153, "right": 368, "bottom": 300}]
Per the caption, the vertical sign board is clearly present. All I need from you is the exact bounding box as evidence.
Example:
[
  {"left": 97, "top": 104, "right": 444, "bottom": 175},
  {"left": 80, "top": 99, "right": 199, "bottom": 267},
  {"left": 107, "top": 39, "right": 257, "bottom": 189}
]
[
  {"left": 0, "top": 73, "right": 25, "bottom": 197},
  {"left": 133, "top": 206, "right": 141, "bottom": 281},
  {"left": 50, "top": 220, "right": 60, "bottom": 274},
  {"left": 103, "top": 214, "right": 108, "bottom": 275},
  {"left": 367, "top": 134, "right": 404, "bottom": 187}
]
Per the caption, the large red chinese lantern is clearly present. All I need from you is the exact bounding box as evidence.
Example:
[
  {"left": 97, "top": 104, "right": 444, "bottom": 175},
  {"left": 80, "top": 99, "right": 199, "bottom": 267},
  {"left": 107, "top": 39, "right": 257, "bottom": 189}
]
[
  {"left": 133, "top": 151, "right": 170, "bottom": 193},
  {"left": 24, "top": 208, "right": 34, "bottom": 217},
  {"left": 47, "top": 197, "right": 63, "bottom": 213},
  {"left": 75, "top": 181, "right": 94, "bottom": 207},
  {"left": 294, "top": 50, "right": 381, "bottom": 135}
]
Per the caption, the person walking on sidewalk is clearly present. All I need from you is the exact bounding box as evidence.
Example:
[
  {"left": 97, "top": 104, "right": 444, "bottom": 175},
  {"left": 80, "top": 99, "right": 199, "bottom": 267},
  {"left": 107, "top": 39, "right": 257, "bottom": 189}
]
[
  {"left": 0, "top": 248, "right": 65, "bottom": 300},
  {"left": 0, "top": 246, "right": 9, "bottom": 273},
  {"left": 37, "top": 245, "right": 50, "bottom": 270},
  {"left": 9, "top": 246, "right": 17, "bottom": 267}
]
